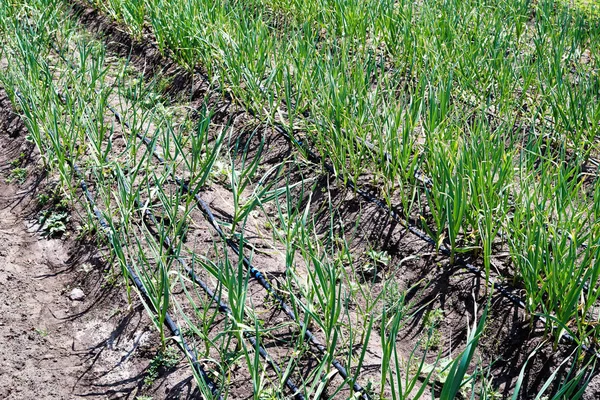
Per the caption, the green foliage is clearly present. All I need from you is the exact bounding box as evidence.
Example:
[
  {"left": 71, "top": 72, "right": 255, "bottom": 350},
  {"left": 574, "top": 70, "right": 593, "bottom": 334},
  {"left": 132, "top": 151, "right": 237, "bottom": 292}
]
[
  {"left": 6, "top": 167, "right": 27, "bottom": 184},
  {"left": 144, "top": 346, "right": 180, "bottom": 387},
  {"left": 39, "top": 210, "right": 69, "bottom": 237},
  {"left": 35, "top": 327, "right": 49, "bottom": 337},
  {"left": 6, "top": 152, "right": 27, "bottom": 184},
  {"left": 36, "top": 188, "right": 70, "bottom": 237},
  {"left": 1, "top": 0, "right": 598, "bottom": 398}
]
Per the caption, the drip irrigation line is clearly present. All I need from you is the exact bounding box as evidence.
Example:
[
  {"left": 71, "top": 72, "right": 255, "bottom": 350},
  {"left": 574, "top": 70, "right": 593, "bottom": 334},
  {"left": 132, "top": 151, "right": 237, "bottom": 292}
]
[
  {"left": 70, "top": 161, "right": 224, "bottom": 398},
  {"left": 131, "top": 127, "right": 371, "bottom": 399},
  {"left": 77, "top": 95, "right": 372, "bottom": 395},
  {"left": 48, "top": 41, "right": 306, "bottom": 397},
  {"left": 127, "top": 137, "right": 371, "bottom": 398},
  {"left": 131, "top": 187, "right": 306, "bottom": 399}
]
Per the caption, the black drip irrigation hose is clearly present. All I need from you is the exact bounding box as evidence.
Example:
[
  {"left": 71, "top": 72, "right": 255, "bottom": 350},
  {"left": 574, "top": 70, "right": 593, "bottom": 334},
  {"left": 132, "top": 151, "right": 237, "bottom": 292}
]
[
  {"left": 47, "top": 41, "right": 369, "bottom": 398},
  {"left": 74, "top": 111, "right": 303, "bottom": 397},
  {"left": 271, "top": 122, "right": 600, "bottom": 359},
  {"left": 70, "top": 162, "right": 224, "bottom": 398},
  {"left": 133, "top": 138, "right": 370, "bottom": 398},
  {"left": 132, "top": 189, "right": 305, "bottom": 399},
  {"left": 134, "top": 128, "right": 371, "bottom": 399}
]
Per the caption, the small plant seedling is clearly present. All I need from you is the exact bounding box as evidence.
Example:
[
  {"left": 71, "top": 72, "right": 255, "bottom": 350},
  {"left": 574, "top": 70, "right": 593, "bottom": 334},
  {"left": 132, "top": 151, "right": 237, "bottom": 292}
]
[
  {"left": 37, "top": 192, "right": 51, "bottom": 207},
  {"left": 6, "top": 167, "right": 27, "bottom": 184},
  {"left": 383, "top": 280, "right": 406, "bottom": 315},
  {"left": 101, "top": 270, "right": 119, "bottom": 288},
  {"left": 37, "top": 189, "right": 70, "bottom": 238},
  {"left": 358, "top": 262, "right": 378, "bottom": 277},
  {"left": 108, "top": 307, "right": 122, "bottom": 318},
  {"left": 75, "top": 221, "right": 97, "bottom": 240},
  {"left": 144, "top": 347, "right": 180, "bottom": 387},
  {"left": 258, "top": 388, "right": 277, "bottom": 400},
  {"left": 39, "top": 210, "right": 69, "bottom": 237},
  {"left": 35, "top": 327, "right": 49, "bottom": 337},
  {"left": 209, "top": 159, "right": 231, "bottom": 184},
  {"left": 6, "top": 152, "right": 27, "bottom": 184},
  {"left": 359, "top": 249, "right": 390, "bottom": 277},
  {"left": 422, "top": 308, "right": 444, "bottom": 349},
  {"left": 367, "top": 249, "right": 390, "bottom": 267},
  {"left": 419, "top": 358, "right": 453, "bottom": 384},
  {"left": 10, "top": 152, "right": 25, "bottom": 167}
]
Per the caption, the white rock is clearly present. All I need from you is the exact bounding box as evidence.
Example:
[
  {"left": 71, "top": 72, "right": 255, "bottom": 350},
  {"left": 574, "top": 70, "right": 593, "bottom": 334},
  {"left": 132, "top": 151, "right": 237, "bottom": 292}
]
[{"left": 68, "top": 288, "right": 85, "bottom": 301}]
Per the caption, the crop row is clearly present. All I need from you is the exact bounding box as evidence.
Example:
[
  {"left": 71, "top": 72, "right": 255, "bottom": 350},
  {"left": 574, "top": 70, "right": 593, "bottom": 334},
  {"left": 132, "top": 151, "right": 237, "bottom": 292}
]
[
  {"left": 86, "top": 0, "right": 600, "bottom": 346},
  {"left": 1, "top": 0, "right": 599, "bottom": 398},
  {"left": 0, "top": 1, "right": 479, "bottom": 398}
]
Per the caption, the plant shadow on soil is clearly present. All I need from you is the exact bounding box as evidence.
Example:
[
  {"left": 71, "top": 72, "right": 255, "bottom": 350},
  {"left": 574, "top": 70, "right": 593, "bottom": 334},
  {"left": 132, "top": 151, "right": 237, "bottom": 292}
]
[{"left": 199, "top": 65, "right": 600, "bottom": 400}]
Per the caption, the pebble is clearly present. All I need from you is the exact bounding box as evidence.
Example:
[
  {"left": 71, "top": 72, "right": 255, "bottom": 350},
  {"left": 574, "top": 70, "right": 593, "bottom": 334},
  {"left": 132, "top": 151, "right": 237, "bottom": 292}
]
[{"left": 68, "top": 288, "right": 85, "bottom": 301}]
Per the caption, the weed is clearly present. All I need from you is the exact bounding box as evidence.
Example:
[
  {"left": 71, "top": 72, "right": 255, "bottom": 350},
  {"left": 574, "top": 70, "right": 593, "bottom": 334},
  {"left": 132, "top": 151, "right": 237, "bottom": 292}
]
[
  {"left": 39, "top": 210, "right": 69, "bottom": 237},
  {"left": 35, "top": 327, "right": 49, "bottom": 337},
  {"left": 6, "top": 167, "right": 27, "bottom": 184},
  {"left": 37, "top": 192, "right": 51, "bottom": 207},
  {"left": 382, "top": 280, "right": 406, "bottom": 316},
  {"left": 144, "top": 347, "right": 180, "bottom": 387},
  {"left": 75, "top": 221, "right": 97, "bottom": 240},
  {"left": 356, "top": 249, "right": 390, "bottom": 278},
  {"left": 7, "top": 151, "right": 27, "bottom": 184},
  {"left": 422, "top": 308, "right": 444, "bottom": 350}
]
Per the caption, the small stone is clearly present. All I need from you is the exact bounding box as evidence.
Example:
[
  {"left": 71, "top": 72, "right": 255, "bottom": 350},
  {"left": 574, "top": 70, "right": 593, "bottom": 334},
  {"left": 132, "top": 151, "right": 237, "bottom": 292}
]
[
  {"left": 79, "top": 263, "right": 93, "bottom": 273},
  {"left": 68, "top": 288, "right": 85, "bottom": 301}
]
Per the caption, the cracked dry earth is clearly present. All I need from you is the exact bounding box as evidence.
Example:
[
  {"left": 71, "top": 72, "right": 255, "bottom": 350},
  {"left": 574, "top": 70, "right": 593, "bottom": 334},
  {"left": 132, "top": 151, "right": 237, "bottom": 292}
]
[{"left": 0, "top": 93, "right": 199, "bottom": 400}]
